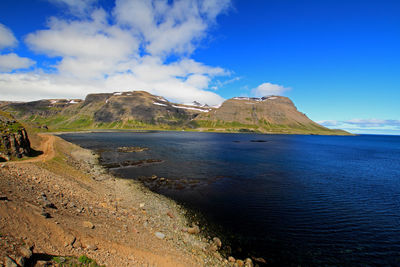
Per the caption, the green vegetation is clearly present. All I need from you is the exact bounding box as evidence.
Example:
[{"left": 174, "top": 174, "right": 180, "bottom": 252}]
[
  {"left": 52, "top": 255, "right": 104, "bottom": 267},
  {"left": 0, "top": 110, "right": 24, "bottom": 134},
  {"left": 194, "top": 119, "right": 349, "bottom": 135},
  {"left": 0, "top": 96, "right": 351, "bottom": 135},
  {"left": 78, "top": 255, "right": 97, "bottom": 265}
]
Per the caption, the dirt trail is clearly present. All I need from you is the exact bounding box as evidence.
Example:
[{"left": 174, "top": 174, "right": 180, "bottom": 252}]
[
  {"left": 0, "top": 134, "right": 227, "bottom": 266},
  {"left": 9, "top": 133, "right": 56, "bottom": 164}
]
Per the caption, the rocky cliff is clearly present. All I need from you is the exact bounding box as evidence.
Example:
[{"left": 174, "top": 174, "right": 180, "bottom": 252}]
[{"left": 0, "top": 112, "right": 32, "bottom": 161}]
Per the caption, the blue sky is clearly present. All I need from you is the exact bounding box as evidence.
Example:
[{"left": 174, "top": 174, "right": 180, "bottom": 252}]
[{"left": 0, "top": 0, "right": 399, "bottom": 134}]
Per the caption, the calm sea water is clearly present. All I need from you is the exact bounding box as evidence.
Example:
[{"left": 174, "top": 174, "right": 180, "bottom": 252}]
[{"left": 59, "top": 132, "right": 400, "bottom": 266}]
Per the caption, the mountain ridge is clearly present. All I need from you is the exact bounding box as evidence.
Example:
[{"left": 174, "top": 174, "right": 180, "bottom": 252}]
[{"left": 1, "top": 91, "right": 350, "bottom": 135}]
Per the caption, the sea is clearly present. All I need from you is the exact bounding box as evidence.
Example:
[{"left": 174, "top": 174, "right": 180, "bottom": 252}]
[{"left": 59, "top": 131, "right": 400, "bottom": 266}]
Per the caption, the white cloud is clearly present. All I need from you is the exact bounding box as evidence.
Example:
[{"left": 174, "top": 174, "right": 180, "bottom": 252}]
[
  {"left": 0, "top": 72, "right": 101, "bottom": 101},
  {"left": 0, "top": 23, "right": 18, "bottom": 49},
  {"left": 252, "top": 82, "right": 289, "bottom": 97},
  {"left": 0, "top": 0, "right": 233, "bottom": 105},
  {"left": 318, "top": 119, "right": 400, "bottom": 135},
  {"left": 114, "top": 0, "right": 231, "bottom": 56},
  {"left": 0, "top": 53, "right": 36, "bottom": 72}
]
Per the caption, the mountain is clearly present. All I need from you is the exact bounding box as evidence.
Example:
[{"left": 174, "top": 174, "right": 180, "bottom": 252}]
[
  {"left": 195, "top": 96, "right": 343, "bottom": 134},
  {"left": 1, "top": 91, "right": 349, "bottom": 135}
]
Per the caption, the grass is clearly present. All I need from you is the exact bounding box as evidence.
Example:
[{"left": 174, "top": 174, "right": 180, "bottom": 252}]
[
  {"left": 0, "top": 110, "right": 24, "bottom": 134},
  {"left": 194, "top": 119, "right": 351, "bottom": 135},
  {"left": 2, "top": 105, "right": 351, "bottom": 135},
  {"left": 52, "top": 255, "right": 104, "bottom": 267}
]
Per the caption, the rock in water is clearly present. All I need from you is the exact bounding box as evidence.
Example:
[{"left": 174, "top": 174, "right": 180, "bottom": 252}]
[{"left": 212, "top": 237, "right": 222, "bottom": 249}]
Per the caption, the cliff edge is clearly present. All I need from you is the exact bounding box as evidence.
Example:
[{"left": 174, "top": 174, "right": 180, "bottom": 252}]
[{"left": 0, "top": 111, "right": 32, "bottom": 161}]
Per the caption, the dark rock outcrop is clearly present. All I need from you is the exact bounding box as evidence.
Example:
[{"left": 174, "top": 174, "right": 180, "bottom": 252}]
[
  {"left": 0, "top": 128, "right": 31, "bottom": 160},
  {"left": 0, "top": 113, "right": 32, "bottom": 161}
]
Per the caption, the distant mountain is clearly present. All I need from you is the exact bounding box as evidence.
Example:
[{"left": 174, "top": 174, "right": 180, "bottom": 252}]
[
  {"left": 1, "top": 91, "right": 349, "bottom": 135},
  {"left": 194, "top": 96, "right": 343, "bottom": 134}
]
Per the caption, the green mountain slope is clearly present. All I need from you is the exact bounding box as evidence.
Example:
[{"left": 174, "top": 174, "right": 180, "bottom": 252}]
[{"left": 1, "top": 91, "right": 350, "bottom": 135}]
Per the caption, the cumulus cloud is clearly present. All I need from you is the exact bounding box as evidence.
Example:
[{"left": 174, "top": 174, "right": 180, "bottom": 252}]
[
  {"left": 114, "top": 0, "right": 231, "bottom": 56},
  {"left": 0, "top": 0, "right": 232, "bottom": 106},
  {"left": 252, "top": 82, "right": 289, "bottom": 97},
  {"left": 0, "top": 53, "right": 36, "bottom": 72},
  {"left": 0, "top": 23, "right": 18, "bottom": 49},
  {"left": 25, "top": 9, "right": 139, "bottom": 79},
  {"left": 0, "top": 24, "right": 35, "bottom": 72},
  {"left": 318, "top": 119, "right": 400, "bottom": 134}
]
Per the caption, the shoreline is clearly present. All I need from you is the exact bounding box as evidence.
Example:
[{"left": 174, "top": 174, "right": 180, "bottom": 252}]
[
  {"left": 47, "top": 127, "right": 354, "bottom": 136},
  {"left": 57, "top": 131, "right": 265, "bottom": 266},
  {"left": 0, "top": 132, "right": 233, "bottom": 266}
]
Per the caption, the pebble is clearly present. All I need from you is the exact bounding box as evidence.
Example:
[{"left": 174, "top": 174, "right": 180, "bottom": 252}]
[
  {"left": 228, "top": 256, "right": 235, "bottom": 263},
  {"left": 85, "top": 243, "right": 98, "bottom": 251},
  {"left": 187, "top": 225, "right": 200, "bottom": 234},
  {"left": 155, "top": 232, "right": 165, "bottom": 239},
  {"left": 83, "top": 221, "right": 95, "bottom": 229},
  {"left": 19, "top": 246, "right": 32, "bottom": 258},
  {"left": 236, "top": 259, "right": 244, "bottom": 267},
  {"left": 208, "top": 243, "right": 218, "bottom": 252},
  {"left": 41, "top": 211, "right": 51, "bottom": 218},
  {"left": 44, "top": 201, "right": 57, "bottom": 209},
  {"left": 244, "top": 258, "right": 254, "bottom": 267},
  {"left": 212, "top": 237, "right": 222, "bottom": 249},
  {"left": 252, "top": 257, "right": 267, "bottom": 264},
  {"left": 35, "top": 260, "right": 49, "bottom": 266},
  {"left": 64, "top": 234, "right": 76, "bottom": 247}
]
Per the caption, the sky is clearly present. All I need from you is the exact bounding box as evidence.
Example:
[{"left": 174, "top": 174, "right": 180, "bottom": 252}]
[{"left": 0, "top": 0, "right": 399, "bottom": 135}]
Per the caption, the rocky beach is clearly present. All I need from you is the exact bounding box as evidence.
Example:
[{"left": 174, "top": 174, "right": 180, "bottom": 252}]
[{"left": 0, "top": 132, "right": 253, "bottom": 266}]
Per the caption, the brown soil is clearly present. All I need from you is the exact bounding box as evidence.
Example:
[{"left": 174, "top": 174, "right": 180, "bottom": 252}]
[{"left": 0, "top": 133, "right": 227, "bottom": 266}]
